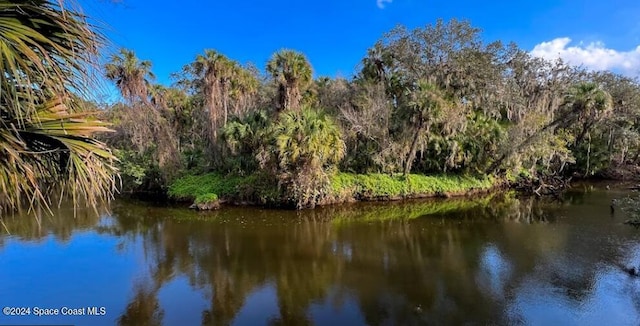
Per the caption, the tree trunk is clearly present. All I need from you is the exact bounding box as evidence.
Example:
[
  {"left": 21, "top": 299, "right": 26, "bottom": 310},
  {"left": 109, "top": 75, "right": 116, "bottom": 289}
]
[
  {"left": 223, "top": 93, "right": 228, "bottom": 126},
  {"left": 584, "top": 132, "right": 591, "bottom": 177},
  {"left": 404, "top": 118, "right": 426, "bottom": 176},
  {"left": 574, "top": 121, "right": 593, "bottom": 146}
]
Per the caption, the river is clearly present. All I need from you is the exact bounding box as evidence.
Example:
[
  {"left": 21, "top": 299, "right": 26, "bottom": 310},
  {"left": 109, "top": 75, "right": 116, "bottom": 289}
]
[{"left": 1, "top": 184, "right": 640, "bottom": 325}]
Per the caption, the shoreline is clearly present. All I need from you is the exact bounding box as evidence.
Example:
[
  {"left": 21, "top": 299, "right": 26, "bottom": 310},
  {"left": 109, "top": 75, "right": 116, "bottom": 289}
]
[{"left": 167, "top": 172, "right": 505, "bottom": 210}]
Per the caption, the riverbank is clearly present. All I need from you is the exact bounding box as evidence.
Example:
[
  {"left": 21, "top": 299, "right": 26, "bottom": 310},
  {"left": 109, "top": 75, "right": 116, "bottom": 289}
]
[{"left": 168, "top": 172, "right": 501, "bottom": 210}]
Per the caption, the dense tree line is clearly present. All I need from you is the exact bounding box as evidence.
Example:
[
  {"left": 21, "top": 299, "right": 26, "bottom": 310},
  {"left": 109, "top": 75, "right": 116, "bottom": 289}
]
[
  {"left": 102, "top": 19, "right": 640, "bottom": 207},
  {"left": 3, "top": 0, "right": 639, "bottom": 213}
]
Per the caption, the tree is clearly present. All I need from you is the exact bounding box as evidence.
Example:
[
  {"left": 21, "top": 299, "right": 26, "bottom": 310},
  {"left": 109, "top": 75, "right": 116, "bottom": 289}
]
[
  {"left": 401, "top": 81, "right": 458, "bottom": 175},
  {"left": 103, "top": 49, "right": 166, "bottom": 156},
  {"left": 485, "top": 53, "right": 583, "bottom": 174},
  {"left": 563, "top": 82, "right": 613, "bottom": 145},
  {"left": 588, "top": 72, "right": 640, "bottom": 167},
  {"left": 221, "top": 110, "right": 270, "bottom": 174},
  {"left": 0, "top": 0, "right": 117, "bottom": 214},
  {"left": 192, "top": 50, "right": 235, "bottom": 139},
  {"left": 105, "top": 48, "right": 155, "bottom": 103},
  {"left": 104, "top": 50, "right": 180, "bottom": 188},
  {"left": 353, "top": 19, "right": 496, "bottom": 174},
  {"left": 562, "top": 82, "right": 613, "bottom": 175},
  {"left": 229, "top": 66, "right": 259, "bottom": 118},
  {"left": 266, "top": 50, "right": 313, "bottom": 112},
  {"left": 149, "top": 85, "right": 193, "bottom": 151},
  {"left": 265, "top": 108, "right": 345, "bottom": 208},
  {"left": 179, "top": 50, "right": 259, "bottom": 146}
]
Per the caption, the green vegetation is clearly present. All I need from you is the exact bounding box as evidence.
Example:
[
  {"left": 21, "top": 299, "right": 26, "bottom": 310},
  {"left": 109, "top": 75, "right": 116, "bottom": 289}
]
[
  {"left": 331, "top": 173, "right": 496, "bottom": 199},
  {"left": 101, "top": 18, "right": 640, "bottom": 209},
  {"left": 168, "top": 173, "right": 243, "bottom": 200},
  {"left": 6, "top": 1, "right": 640, "bottom": 213},
  {"left": 0, "top": 0, "right": 117, "bottom": 215},
  {"left": 194, "top": 193, "right": 219, "bottom": 205},
  {"left": 168, "top": 172, "right": 496, "bottom": 207}
]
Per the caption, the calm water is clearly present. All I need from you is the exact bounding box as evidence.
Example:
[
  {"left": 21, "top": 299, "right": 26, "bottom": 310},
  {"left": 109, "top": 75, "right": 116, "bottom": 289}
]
[{"left": 1, "top": 184, "right": 640, "bottom": 325}]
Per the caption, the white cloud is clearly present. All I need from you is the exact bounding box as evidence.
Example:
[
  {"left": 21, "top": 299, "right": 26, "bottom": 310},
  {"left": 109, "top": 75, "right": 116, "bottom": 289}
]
[
  {"left": 377, "top": 0, "right": 392, "bottom": 9},
  {"left": 530, "top": 37, "right": 640, "bottom": 77}
]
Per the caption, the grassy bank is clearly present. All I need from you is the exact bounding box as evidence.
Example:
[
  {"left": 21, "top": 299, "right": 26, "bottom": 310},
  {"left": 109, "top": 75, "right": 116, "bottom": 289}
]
[
  {"left": 330, "top": 173, "right": 497, "bottom": 201},
  {"left": 168, "top": 172, "right": 500, "bottom": 208}
]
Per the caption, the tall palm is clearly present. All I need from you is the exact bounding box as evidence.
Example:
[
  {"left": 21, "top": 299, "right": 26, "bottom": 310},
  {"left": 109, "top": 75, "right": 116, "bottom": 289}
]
[
  {"left": 0, "top": 0, "right": 117, "bottom": 215},
  {"left": 104, "top": 48, "right": 183, "bottom": 173},
  {"left": 105, "top": 49, "right": 155, "bottom": 103},
  {"left": 191, "top": 49, "right": 237, "bottom": 139},
  {"left": 402, "top": 81, "right": 451, "bottom": 175},
  {"left": 266, "top": 50, "right": 313, "bottom": 112}
]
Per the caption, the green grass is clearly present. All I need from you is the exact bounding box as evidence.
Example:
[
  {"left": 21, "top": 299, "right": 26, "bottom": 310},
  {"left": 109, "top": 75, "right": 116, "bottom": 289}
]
[
  {"left": 168, "top": 173, "right": 244, "bottom": 201},
  {"left": 330, "top": 173, "right": 496, "bottom": 199},
  {"left": 169, "top": 172, "right": 498, "bottom": 206},
  {"left": 168, "top": 172, "right": 277, "bottom": 203},
  {"left": 195, "top": 193, "right": 218, "bottom": 204}
]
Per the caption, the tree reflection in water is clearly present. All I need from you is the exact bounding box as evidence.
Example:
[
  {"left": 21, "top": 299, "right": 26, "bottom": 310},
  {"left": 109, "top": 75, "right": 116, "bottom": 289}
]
[
  {"left": 2, "top": 189, "right": 640, "bottom": 325},
  {"left": 118, "top": 282, "right": 164, "bottom": 326}
]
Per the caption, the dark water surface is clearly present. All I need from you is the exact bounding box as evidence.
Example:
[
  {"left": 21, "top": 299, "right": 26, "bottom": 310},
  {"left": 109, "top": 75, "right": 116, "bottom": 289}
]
[{"left": 2, "top": 184, "right": 640, "bottom": 325}]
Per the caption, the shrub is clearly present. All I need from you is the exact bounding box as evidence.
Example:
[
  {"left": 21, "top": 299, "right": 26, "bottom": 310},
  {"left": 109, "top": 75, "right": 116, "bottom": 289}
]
[{"left": 195, "top": 193, "right": 218, "bottom": 204}]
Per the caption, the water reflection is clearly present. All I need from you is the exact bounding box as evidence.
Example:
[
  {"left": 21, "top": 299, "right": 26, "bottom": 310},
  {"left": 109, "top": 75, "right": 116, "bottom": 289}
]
[{"left": 1, "top": 189, "right": 640, "bottom": 325}]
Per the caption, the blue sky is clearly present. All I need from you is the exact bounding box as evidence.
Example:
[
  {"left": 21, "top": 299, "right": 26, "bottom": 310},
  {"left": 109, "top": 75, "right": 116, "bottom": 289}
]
[{"left": 79, "top": 0, "right": 640, "bottom": 88}]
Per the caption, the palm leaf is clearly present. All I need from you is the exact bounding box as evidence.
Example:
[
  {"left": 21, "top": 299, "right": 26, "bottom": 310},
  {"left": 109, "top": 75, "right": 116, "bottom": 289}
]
[{"left": 0, "top": 1, "right": 115, "bottom": 215}]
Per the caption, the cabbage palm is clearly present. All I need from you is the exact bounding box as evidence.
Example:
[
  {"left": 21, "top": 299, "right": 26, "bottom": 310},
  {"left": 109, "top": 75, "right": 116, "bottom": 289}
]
[
  {"left": 273, "top": 109, "right": 345, "bottom": 170},
  {"left": 266, "top": 50, "right": 313, "bottom": 112},
  {"left": 104, "top": 55, "right": 181, "bottom": 181},
  {"left": 563, "top": 82, "right": 613, "bottom": 144},
  {"left": 0, "top": 0, "right": 117, "bottom": 215},
  {"left": 562, "top": 82, "right": 613, "bottom": 175},
  {"left": 221, "top": 110, "right": 269, "bottom": 173},
  {"left": 269, "top": 108, "right": 345, "bottom": 208},
  {"left": 402, "top": 81, "right": 452, "bottom": 175},
  {"left": 190, "top": 50, "right": 237, "bottom": 139},
  {"left": 105, "top": 48, "right": 155, "bottom": 103}
]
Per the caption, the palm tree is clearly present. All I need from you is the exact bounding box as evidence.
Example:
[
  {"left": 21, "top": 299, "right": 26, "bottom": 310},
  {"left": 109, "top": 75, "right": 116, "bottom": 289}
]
[
  {"left": 103, "top": 51, "right": 182, "bottom": 185},
  {"left": 269, "top": 107, "right": 345, "bottom": 208},
  {"left": 562, "top": 82, "right": 613, "bottom": 175},
  {"left": 563, "top": 82, "right": 613, "bottom": 145},
  {"left": 229, "top": 67, "right": 259, "bottom": 118},
  {"left": 149, "top": 85, "right": 191, "bottom": 149},
  {"left": 105, "top": 49, "right": 155, "bottom": 103},
  {"left": 266, "top": 50, "right": 313, "bottom": 112},
  {"left": 190, "top": 49, "right": 237, "bottom": 139},
  {"left": 402, "top": 81, "right": 451, "bottom": 175},
  {"left": 272, "top": 108, "right": 345, "bottom": 170},
  {"left": 0, "top": 0, "right": 117, "bottom": 215},
  {"left": 360, "top": 44, "right": 393, "bottom": 83},
  {"left": 219, "top": 110, "right": 269, "bottom": 173}
]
